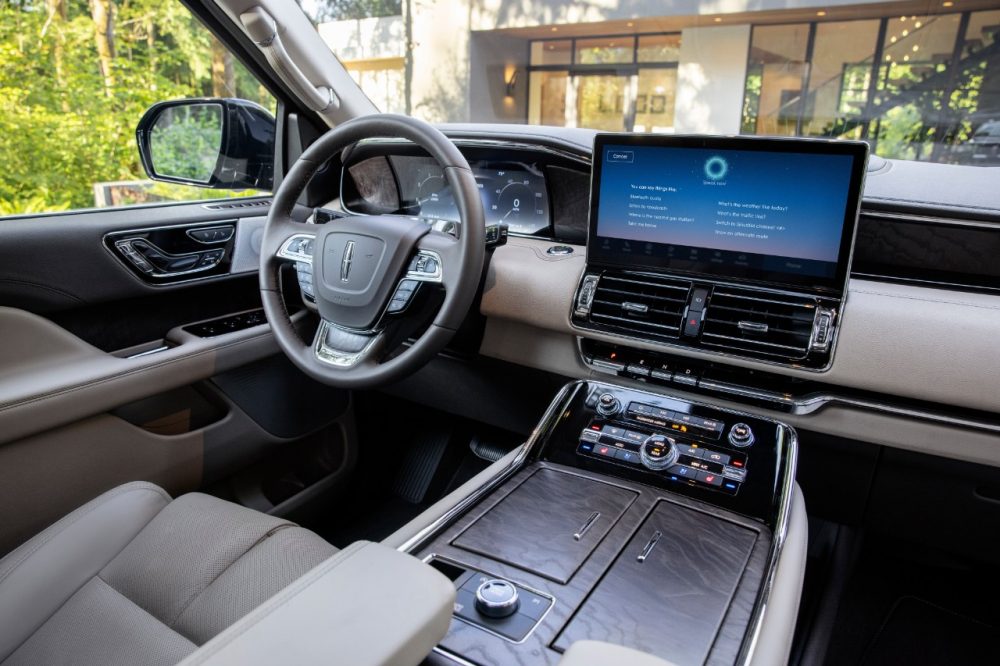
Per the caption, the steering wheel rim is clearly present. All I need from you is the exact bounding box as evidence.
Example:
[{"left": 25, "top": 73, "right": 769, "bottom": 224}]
[{"left": 259, "top": 114, "right": 485, "bottom": 388}]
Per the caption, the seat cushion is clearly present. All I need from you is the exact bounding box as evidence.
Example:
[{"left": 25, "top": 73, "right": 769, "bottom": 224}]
[{"left": 0, "top": 483, "right": 337, "bottom": 666}]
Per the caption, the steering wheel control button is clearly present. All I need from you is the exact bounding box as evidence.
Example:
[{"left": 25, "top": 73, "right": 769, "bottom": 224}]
[
  {"left": 639, "top": 434, "right": 678, "bottom": 471},
  {"left": 386, "top": 280, "right": 420, "bottom": 314},
  {"left": 596, "top": 393, "right": 621, "bottom": 417},
  {"left": 475, "top": 580, "right": 520, "bottom": 619},
  {"left": 728, "top": 423, "right": 755, "bottom": 448}
]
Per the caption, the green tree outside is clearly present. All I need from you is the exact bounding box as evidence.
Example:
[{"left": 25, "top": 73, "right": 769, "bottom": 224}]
[{"left": 0, "top": 0, "right": 275, "bottom": 216}]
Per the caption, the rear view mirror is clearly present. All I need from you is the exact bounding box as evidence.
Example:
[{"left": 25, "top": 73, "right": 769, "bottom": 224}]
[{"left": 136, "top": 98, "right": 275, "bottom": 191}]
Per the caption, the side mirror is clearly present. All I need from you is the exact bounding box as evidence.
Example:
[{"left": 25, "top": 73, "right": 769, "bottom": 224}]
[{"left": 136, "top": 98, "right": 276, "bottom": 191}]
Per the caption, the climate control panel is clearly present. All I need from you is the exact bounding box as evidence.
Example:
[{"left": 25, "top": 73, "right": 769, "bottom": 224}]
[
  {"left": 538, "top": 382, "right": 793, "bottom": 521},
  {"left": 577, "top": 401, "right": 750, "bottom": 495}
]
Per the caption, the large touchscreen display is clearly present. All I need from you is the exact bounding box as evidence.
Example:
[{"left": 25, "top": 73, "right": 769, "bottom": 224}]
[{"left": 589, "top": 135, "right": 867, "bottom": 292}]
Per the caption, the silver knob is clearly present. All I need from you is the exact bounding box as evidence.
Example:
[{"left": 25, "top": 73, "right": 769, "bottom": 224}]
[
  {"left": 596, "top": 393, "right": 621, "bottom": 417},
  {"left": 728, "top": 423, "right": 755, "bottom": 448},
  {"left": 639, "top": 434, "right": 678, "bottom": 471},
  {"left": 475, "top": 579, "right": 520, "bottom": 618}
]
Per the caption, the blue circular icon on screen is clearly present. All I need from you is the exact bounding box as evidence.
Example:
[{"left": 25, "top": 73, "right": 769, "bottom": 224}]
[{"left": 704, "top": 156, "right": 728, "bottom": 180}]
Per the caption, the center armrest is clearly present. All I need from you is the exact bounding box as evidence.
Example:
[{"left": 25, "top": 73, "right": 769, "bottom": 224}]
[{"left": 178, "top": 541, "right": 456, "bottom": 666}]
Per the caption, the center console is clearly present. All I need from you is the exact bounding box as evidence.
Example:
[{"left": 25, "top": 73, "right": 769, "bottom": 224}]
[
  {"left": 406, "top": 380, "right": 796, "bottom": 666},
  {"left": 400, "top": 135, "right": 863, "bottom": 665}
]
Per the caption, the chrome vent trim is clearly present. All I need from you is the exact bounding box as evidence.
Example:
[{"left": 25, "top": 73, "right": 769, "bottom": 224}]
[{"left": 588, "top": 272, "right": 691, "bottom": 341}]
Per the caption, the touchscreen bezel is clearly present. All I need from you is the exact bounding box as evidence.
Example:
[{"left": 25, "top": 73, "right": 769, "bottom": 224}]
[{"left": 587, "top": 134, "right": 869, "bottom": 296}]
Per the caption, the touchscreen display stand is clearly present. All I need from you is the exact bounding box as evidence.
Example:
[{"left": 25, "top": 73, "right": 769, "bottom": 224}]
[{"left": 574, "top": 134, "right": 868, "bottom": 371}]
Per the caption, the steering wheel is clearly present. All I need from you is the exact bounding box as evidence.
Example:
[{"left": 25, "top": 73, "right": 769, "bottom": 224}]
[{"left": 260, "top": 114, "right": 485, "bottom": 388}]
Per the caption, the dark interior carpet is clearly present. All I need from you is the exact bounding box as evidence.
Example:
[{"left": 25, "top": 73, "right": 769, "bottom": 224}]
[
  {"left": 313, "top": 394, "right": 520, "bottom": 548},
  {"left": 820, "top": 536, "right": 1000, "bottom": 666},
  {"left": 861, "top": 596, "right": 996, "bottom": 666}
]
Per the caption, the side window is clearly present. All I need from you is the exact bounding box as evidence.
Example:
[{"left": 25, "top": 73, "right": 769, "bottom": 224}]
[{"left": 0, "top": 0, "right": 275, "bottom": 217}]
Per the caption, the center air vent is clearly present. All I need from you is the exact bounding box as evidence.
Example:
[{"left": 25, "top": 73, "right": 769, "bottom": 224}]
[
  {"left": 588, "top": 272, "right": 691, "bottom": 341},
  {"left": 701, "top": 287, "right": 819, "bottom": 361}
]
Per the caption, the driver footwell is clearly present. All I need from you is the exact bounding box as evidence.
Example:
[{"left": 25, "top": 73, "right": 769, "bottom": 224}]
[{"left": 313, "top": 394, "right": 522, "bottom": 547}]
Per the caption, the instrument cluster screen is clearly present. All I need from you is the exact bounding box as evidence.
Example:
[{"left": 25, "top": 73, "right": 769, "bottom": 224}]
[{"left": 346, "top": 155, "right": 551, "bottom": 236}]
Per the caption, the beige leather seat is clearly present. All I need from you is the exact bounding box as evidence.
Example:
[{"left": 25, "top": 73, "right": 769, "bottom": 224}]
[{"left": 0, "top": 482, "right": 336, "bottom": 666}]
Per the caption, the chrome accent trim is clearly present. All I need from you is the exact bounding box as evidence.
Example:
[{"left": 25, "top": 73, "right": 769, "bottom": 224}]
[
  {"left": 185, "top": 224, "right": 235, "bottom": 244},
  {"left": 702, "top": 331, "right": 807, "bottom": 354},
  {"left": 406, "top": 249, "right": 443, "bottom": 283},
  {"left": 636, "top": 530, "right": 662, "bottom": 563},
  {"left": 737, "top": 321, "right": 769, "bottom": 334},
  {"left": 429, "top": 648, "right": 478, "bottom": 666},
  {"left": 113, "top": 238, "right": 223, "bottom": 279},
  {"left": 313, "top": 319, "right": 382, "bottom": 368},
  {"left": 573, "top": 274, "right": 599, "bottom": 317},
  {"left": 737, "top": 425, "right": 797, "bottom": 666},
  {"left": 126, "top": 345, "right": 170, "bottom": 359},
  {"left": 276, "top": 233, "right": 316, "bottom": 264},
  {"left": 622, "top": 301, "right": 650, "bottom": 315},
  {"left": 583, "top": 347, "right": 1000, "bottom": 435},
  {"left": 713, "top": 291, "right": 818, "bottom": 309},
  {"left": 808, "top": 307, "right": 836, "bottom": 353},
  {"left": 395, "top": 381, "right": 583, "bottom": 554},
  {"left": 573, "top": 511, "right": 601, "bottom": 541},
  {"left": 339, "top": 240, "right": 355, "bottom": 282}
]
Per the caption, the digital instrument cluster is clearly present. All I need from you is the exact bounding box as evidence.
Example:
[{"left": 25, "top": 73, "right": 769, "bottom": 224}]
[{"left": 345, "top": 155, "right": 551, "bottom": 236}]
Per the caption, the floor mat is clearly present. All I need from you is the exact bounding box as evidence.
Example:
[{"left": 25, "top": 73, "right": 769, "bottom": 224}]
[{"left": 862, "top": 597, "right": 996, "bottom": 665}]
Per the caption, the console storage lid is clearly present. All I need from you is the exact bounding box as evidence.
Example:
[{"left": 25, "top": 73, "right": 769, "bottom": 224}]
[
  {"left": 554, "top": 499, "right": 759, "bottom": 665},
  {"left": 452, "top": 468, "right": 638, "bottom": 583}
]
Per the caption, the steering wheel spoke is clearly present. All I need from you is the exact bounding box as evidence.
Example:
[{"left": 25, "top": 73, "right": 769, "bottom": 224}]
[
  {"left": 313, "top": 319, "right": 383, "bottom": 368},
  {"left": 276, "top": 233, "right": 316, "bottom": 264},
  {"left": 415, "top": 230, "right": 461, "bottom": 287}
]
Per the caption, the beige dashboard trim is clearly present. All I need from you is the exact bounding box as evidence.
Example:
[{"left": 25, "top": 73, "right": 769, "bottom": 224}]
[{"left": 481, "top": 238, "right": 1000, "bottom": 415}]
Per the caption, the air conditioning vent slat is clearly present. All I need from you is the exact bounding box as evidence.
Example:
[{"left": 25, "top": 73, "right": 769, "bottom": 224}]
[
  {"left": 598, "top": 287, "right": 688, "bottom": 304},
  {"left": 602, "top": 276, "right": 690, "bottom": 292},
  {"left": 586, "top": 271, "right": 691, "bottom": 341},
  {"left": 708, "top": 305, "right": 807, "bottom": 323}
]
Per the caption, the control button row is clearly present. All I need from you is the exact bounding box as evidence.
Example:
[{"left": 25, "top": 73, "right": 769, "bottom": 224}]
[
  {"left": 626, "top": 402, "right": 723, "bottom": 437},
  {"left": 577, "top": 441, "right": 737, "bottom": 493},
  {"left": 296, "top": 261, "right": 314, "bottom": 300},
  {"left": 386, "top": 279, "right": 420, "bottom": 314},
  {"left": 622, "top": 362, "right": 702, "bottom": 389}
]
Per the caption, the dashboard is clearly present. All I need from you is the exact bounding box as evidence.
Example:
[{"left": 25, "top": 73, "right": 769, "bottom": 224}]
[{"left": 330, "top": 128, "right": 1000, "bottom": 455}]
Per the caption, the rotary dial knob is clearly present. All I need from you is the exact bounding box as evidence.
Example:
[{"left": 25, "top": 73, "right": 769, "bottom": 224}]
[{"left": 639, "top": 434, "right": 678, "bottom": 471}]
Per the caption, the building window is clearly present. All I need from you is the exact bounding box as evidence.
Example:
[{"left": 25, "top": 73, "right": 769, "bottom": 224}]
[
  {"left": 527, "top": 33, "right": 680, "bottom": 133},
  {"left": 344, "top": 59, "right": 406, "bottom": 115},
  {"left": 742, "top": 9, "right": 1000, "bottom": 163}
]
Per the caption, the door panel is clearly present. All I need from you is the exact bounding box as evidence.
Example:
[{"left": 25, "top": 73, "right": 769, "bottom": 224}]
[
  {"left": 0, "top": 199, "right": 350, "bottom": 555},
  {"left": 0, "top": 200, "right": 270, "bottom": 312}
]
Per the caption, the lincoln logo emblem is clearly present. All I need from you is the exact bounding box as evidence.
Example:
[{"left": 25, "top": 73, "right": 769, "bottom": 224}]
[{"left": 340, "top": 241, "right": 355, "bottom": 282}]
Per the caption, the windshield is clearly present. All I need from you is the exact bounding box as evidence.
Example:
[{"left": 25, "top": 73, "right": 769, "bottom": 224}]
[{"left": 306, "top": 0, "right": 1000, "bottom": 166}]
